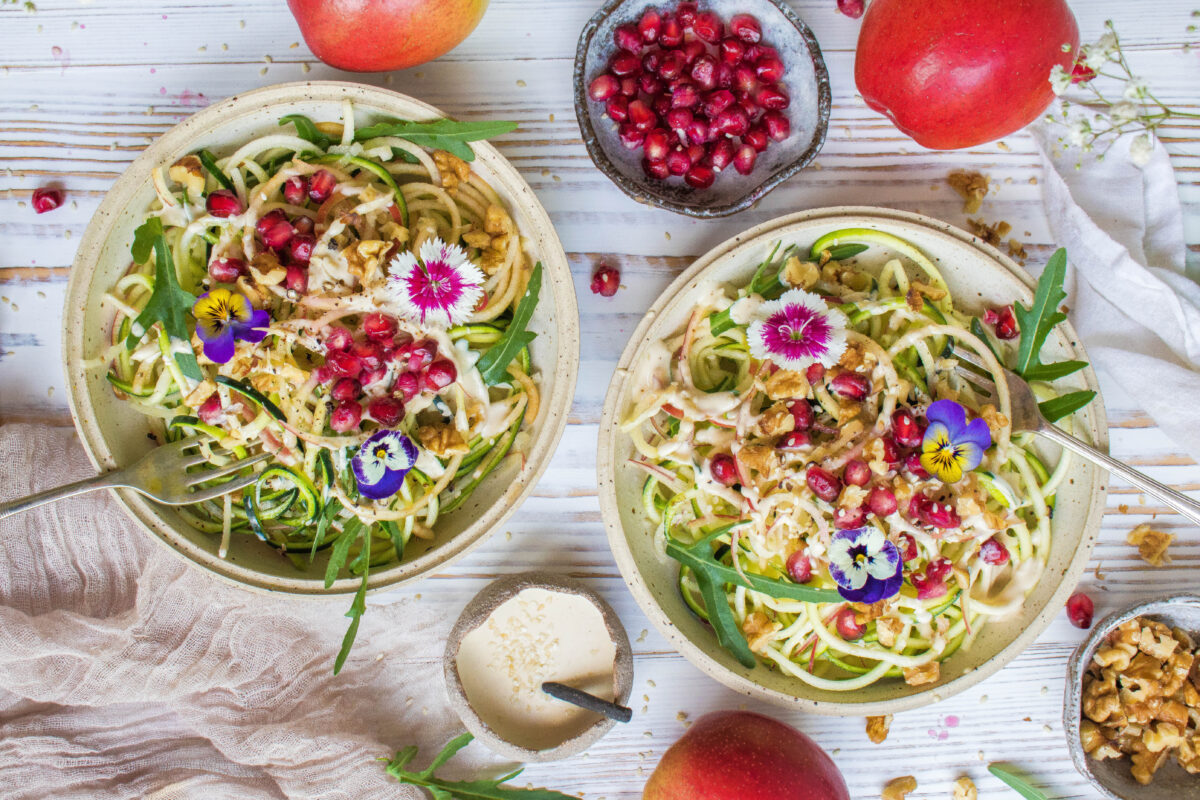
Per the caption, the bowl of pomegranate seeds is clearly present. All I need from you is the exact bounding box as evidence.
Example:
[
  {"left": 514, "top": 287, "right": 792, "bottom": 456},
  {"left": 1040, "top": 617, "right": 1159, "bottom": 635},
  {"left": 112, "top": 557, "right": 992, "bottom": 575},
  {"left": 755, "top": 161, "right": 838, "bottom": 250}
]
[
  {"left": 598, "top": 207, "right": 1108, "bottom": 713},
  {"left": 574, "top": 0, "right": 830, "bottom": 217}
]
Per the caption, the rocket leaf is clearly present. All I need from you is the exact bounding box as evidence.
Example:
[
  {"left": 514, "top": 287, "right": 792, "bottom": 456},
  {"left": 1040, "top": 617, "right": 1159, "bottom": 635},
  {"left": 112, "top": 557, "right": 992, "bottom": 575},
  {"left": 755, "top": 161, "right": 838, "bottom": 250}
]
[
  {"left": 353, "top": 118, "right": 518, "bottom": 162},
  {"left": 987, "top": 763, "right": 1049, "bottom": 800},
  {"left": 476, "top": 262, "right": 541, "bottom": 385},
  {"left": 384, "top": 733, "right": 579, "bottom": 800},
  {"left": 125, "top": 217, "right": 202, "bottom": 381}
]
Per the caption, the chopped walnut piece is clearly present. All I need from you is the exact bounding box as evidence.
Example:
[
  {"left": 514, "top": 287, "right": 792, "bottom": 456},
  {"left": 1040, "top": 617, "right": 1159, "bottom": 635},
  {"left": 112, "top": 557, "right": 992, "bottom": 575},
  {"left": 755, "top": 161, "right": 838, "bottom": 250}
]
[
  {"left": 781, "top": 255, "right": 820, "bottom": 289},
  {"left": 484, "top": 203, "right": 511, "bottom": 235},
  {"left": 249, "top": 251, "right": 287, "bottom": 286},
  {"left": 416, "top": 423, "right": 470, "bottom": 457},
  {"left": 876, "top": 617, "right": 903, "bottom": 648},
  {"left": 432, "top": 149, "right": 471, "bottom": 192},
  {"left": 1008, "top": 239, "right": 1028, "bottom": 261},
  {"left": 184, "top": 379, "right": 217, "bottom": 408},
  {"left": 462, "top": 230, "right": 492, "bottom": 250},
  {"left": 979, "top": 403, "right": 1011, "bottom": 438},
  {"left": 865, "top": 714, "right": 892, "bottom": 744},
  {"left": 903, "top": 661, "right": 940, "bottom": 687},
  {"left": 737, "top": 443, "right": 777, "bottom": 475},
  {"left": 344, "top": 239, "right": 391, "bottom": 282},
  {"left": 967, "top": 217, "right": 1013, "bottom": 248},
  {"left": 1131, "top": 748, "right": 1169, "bottom": 785},
  {"left": 911, "top": 280, "right": 947, "bottom": 302},
  {"left": 759, "top": 401, "right": 796, "bottom": 437},
  {"left": 948, "top": 170, "right": 989, "bottom": 213},
  {"left": 952, "top": 776, "right": 978, "bottom": 800},
  {"left": 1127, "top": 524, "right": 1174, "bottom": 567},
  {"left": 169, "top": 154, "right": 205, "bottom": 198},
  {"left": 764, "top": 369, "right": 809, "bottom": 401},
  {"left": 741, "top": 610, "right": 781, "bottom": 653},
  {"left": 881, "top": 775, "right": 917, "bottom": 800}
]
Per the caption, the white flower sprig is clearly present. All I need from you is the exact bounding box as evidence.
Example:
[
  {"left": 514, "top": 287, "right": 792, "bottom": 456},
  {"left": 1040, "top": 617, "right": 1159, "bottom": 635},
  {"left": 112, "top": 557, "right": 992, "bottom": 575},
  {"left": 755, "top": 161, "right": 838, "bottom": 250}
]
[{"left": 1046, "top": 20, "right": 1199, "bottom": 166}]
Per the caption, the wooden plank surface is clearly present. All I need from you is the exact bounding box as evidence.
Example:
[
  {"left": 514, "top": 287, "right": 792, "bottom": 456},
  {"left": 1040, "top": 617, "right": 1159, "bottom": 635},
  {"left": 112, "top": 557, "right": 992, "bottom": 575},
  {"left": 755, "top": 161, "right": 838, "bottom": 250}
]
[{"left": 2, "top": 0, "right": 1200, "bottom": 797}]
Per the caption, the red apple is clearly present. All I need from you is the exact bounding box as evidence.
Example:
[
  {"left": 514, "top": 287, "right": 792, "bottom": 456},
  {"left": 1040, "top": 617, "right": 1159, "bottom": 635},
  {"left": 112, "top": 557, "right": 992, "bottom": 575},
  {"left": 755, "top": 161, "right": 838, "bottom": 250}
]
[
  {"left": 287, "top": 0, "right": 490, "bottom": 73},
  {"left": 854, "top": 0, "right": 1079, "bottom": 150},
  {"left": 642, "top": 710, "right": 850, "bottom": 800}
]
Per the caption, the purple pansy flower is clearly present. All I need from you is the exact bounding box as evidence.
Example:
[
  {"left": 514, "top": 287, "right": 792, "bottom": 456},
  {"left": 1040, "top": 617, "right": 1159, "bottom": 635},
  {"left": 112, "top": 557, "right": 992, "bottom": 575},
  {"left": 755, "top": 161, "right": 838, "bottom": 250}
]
[
  {"left": 192, "top": 288, "right": 270, "bottom": 364},
  {"left": 827, "top": 527, "right": 903, "bottom": 604},
  {"left": 920, "top": 399, "right": 993, "bottom": 484},
  {"left": 387, "top": 237, "right": 485, "bottom": 328},
  {"left": 351, "top": 429, "right": 418, "bottom": 500},
  {"left": 747, "top": 288, "right": 848, "bottom": 371}
]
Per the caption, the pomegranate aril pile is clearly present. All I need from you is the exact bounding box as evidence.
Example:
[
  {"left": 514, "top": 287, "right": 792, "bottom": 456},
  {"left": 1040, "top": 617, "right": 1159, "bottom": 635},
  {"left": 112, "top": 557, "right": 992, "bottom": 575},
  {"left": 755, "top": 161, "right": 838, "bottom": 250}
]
[{"left": 589, "top": 3, "right": 792, "bottom": 188}]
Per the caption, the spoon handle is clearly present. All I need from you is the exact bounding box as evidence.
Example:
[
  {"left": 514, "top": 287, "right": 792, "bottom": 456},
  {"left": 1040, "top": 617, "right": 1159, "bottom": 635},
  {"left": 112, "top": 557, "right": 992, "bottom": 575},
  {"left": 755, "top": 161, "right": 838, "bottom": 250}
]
[{"left": 541, "top": 682, "right": 633, "bottom": 723}]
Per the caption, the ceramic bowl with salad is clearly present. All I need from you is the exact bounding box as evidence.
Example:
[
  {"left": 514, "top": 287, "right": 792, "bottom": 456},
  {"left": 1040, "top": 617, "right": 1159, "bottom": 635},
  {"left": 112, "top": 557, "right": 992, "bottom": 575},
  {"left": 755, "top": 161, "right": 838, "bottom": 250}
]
[
  {"left": 597, "top": 207, "right": 1107, "bottom": 714},
  {"left": 63, "top": 82, "right": 578, "bottom": 672}
]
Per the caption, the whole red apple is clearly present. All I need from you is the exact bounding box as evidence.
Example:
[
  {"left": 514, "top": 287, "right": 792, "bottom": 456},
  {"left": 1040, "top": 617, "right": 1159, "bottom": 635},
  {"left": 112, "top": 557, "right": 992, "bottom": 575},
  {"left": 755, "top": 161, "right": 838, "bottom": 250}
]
[
  {"left": 287, "top": 0, "right": 490, "bottom": 73},
  {"left": 643, "top": 710, "right": 850, "bottom": 800},
  {"left": 854, "top": 0, "right": 1079, "bottom": 150}
]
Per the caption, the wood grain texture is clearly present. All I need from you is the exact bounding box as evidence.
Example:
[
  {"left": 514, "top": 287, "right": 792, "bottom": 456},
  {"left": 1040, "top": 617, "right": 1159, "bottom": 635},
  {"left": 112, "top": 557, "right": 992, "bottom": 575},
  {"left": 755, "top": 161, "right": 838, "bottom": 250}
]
[{"left": 2, "top": 0, "right": 1200, "bottom": 797}]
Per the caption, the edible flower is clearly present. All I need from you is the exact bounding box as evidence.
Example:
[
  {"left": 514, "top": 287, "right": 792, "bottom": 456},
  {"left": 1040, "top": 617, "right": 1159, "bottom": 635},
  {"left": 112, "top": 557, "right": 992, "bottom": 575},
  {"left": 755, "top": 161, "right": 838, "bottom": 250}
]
[
  {"left": 351, "top": 429, "right": 418, "bottom": 501},
  {"left": 192, "top": 288, "right": 270, "bottom": 364},
  {"left": 387, "top": 237, "right": 485, "bottom": 328},
  {"left": 919, "top": 399, "right": 992, "bottom": 484},
  {"left": 827, "top": 527, "right": 903, "bottom": 604},
  {"left": 747, "top": 288, "right": 848, "bottom": 371}
]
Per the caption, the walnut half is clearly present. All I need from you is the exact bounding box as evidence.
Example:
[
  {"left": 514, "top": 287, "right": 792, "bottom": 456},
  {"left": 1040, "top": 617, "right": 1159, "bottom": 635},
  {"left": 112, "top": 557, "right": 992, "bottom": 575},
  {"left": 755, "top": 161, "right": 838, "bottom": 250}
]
[
  {"left": 881, "top": 776, "right": 916, "bottom": 800},
  {"left": 952, "top": 776, "right": 978, "bottom": 800},
  {"left": 865, "top": 714, "right": 892, "bottom": 744}
]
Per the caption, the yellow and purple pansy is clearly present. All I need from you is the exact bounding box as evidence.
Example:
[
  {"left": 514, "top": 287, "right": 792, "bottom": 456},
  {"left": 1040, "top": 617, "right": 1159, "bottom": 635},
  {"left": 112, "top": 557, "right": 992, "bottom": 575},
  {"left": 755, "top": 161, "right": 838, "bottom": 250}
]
[
  {"left": 827, "top": 527, "right": 904, "bottom": 604},
  {"left": 919, "top": 399, "right": 993, "bottom": 484},
  {"left": 351, "top": 429, "right": 418, "bottom": 500},
  {"left": 192, "top": 288, "right": 270, "bottom": 364}
]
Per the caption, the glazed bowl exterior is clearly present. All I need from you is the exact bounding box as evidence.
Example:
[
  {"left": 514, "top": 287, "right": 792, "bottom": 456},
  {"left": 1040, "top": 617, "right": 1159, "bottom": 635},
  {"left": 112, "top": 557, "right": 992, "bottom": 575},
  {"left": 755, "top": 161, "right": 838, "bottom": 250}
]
[
  {"left": 63, "top": 81, "right": 578, "bottom": 596},
  {"left": 597, "top": 207, "right": 1108, "bottom": 715}
]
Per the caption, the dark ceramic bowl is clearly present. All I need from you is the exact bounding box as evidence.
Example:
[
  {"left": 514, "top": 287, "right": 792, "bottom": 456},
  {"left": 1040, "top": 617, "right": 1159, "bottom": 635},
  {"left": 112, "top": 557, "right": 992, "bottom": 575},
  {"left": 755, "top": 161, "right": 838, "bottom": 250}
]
[{"left": 573, "top": 0, "right": 831, "bottom": 218}]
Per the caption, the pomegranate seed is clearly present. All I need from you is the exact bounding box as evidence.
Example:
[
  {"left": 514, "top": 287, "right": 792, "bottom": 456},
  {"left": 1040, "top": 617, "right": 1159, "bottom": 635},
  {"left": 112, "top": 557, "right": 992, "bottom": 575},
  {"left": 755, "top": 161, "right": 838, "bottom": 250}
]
[
  {"left": 659, "top": 16, "right": 683, "bottom": 47},
  {"left": 909, "top": 494, "right": 961, "bottom": 529},
  {"left": 292, "top": 215, "right": 315, "bottom": 236},
  {"left": 891, "top": 408, "right": 923, "bottom": 448},
  {"left": 867, "top": 486, "right": 898, "bottom": 517},
  {"left": 736, "top": 95, "right": 758, "bottom": 117},
  {"left": 681, "top": 40, "right": 706, "bottom": 64},
  {"left": 786, "top": 551, "right": 812, "bottom": 583},
  {"left": 755, "top": 54, "right": 784, "bottom": 83},
  {"left": 778, "top": 431, "right": 810, "bottom": 450},
  {"left": 610, "top": 50, "right": 642, "bottom": 77},
  {"left": 205, "top": 189, "right": 242, "bottom": 218},
  {"left": 702, "top": 88, "right": 735, "bottom": 119},
  {"left": 713, "top": 107, "right": 750, "bottom": 137},
  {"left": 904, "top": 452, "right": 931, "bottom": 480},
  {"left": 1070, "top": 60, "right": 1097, "bottom": 84},
  {"left": 806, "top": 465, "right": 841, "bottom": 502},
  {"left": 763, "top": 110, "right": 791, "bottom": 141},
  {"left": 685, "top": 118, "right": 710, "bottom": 145},
  {"left": 327, "top": 351, "right": 363, "bottom": 379},
  {"left": 1066, "top": 591, "right": 1094, "bottom": 629},
  {"left": 745, "top": 44, "right": 777, "bottom": 63},
  {"left": 898, "top": 533, "right": 919, "bottom": 562},
  {"left": 621, "top": 76, "right": 639, "bottom": 97},
  {"left": 666, "top": 147, "right": 692, "bottom": 176},
  {"left": 729, "top": 13, "right": 761, "bottom": 43},
  {"left": 325, "top": 327, "right": 354, "bottom": 352},
  {"left": 912, "top": 558, "right": 952, "bottom": 600},
  {"left": 980, "top": 537, "right": 1010, "bottom": 566},
  {"left": 653, "top": 94, "right": 672, "bottom": 117},
  {"left": 619, "top": 123, "right": 647, "bottom": 150},
  {"left": 288, "top": 233, "right": 315, "bottom": 264},
  {"left": 714, "top": 62, "right": 734, "bottom": 89},
  {"left": 718, "top": 37, "right": 745, "bottom": 66},
  {"left": 991, "top": 305, "right": 1019, "bottom": 339},
  {"left": 830, "top": 372, "right": 870, "bottom": 400},
  {"left": 788, "top": 400, "right": 814, "bottom": 429},
  {"left": 614, "top": 23, "right": 643, "bottom": 53},
  {"left": 710, "top": 453, "right": 738, "bottom": 486},
  {"left": 308, "top": 170, "right": 336, "bottom": 203},
  {"left": 284, "top": 265, "right": 307, "bottom": 294},
  {"left": 591, "top": 263, "right": 620, "bottom": 297},
  {"left": 331, "top": 377, "right": 362, "bottom": 403},
  {"left": 352, "top": 340, "right": 384, "bottom": 370},
  {"left": 407, "top": 340, "right": 438, "bottom": 372},
  {"left": 639, "top": 73, "right": 664, "bottom": 96},
  {"left": 834, "top": 505, "right": 867, "bottom": 529},
  {"left": 676, "top": 1, "right": 697, "bottom": 28},
  {"left": 208, "top": 257, "right": 245, "bottom": 283},
  {"left": 671, "top": 81, "right": 700, "bottom": 108},
  {"left": 260, "top": 217, "right": 294, "bottom": 251},
  {"left": 733, "top": 144, "right": 757, "bottom": 175},
  {"left": 362, "top": 313, "right": 398, "bottom": 341},
  {"left": 837, "top": 0, "right": 865, "bottom": 19},
  {"left": 628, "top": 99, "right": 656, "bottom": 131},
  {"left": 638, "top": 8, "right": 662, "bottom": 42},
  {"left": 690, "top": 54, "right": 717, "bottom": 90},
  {"left": 643, "top": 158, "right": 670, "bottom": 180},
  {"left": 329, "top": 401, "right": 363, "bottom": 433},
  {"left": 665, "top": 107, "right": 693, "bottom": 133},
  {"left": 743, "top": 125, "right": 769, "bottom": 152},
  {"left": 843, "top": 459, "right": 870, "bottom": 487},
  {"left": 367, "top": 396, "right": 406, "bottom": 427},
  {"left": 197, "top": 395, "right": 223, "bottom": 424},
  {"left": 692, "top": 10, "right": 722, "bottom": 42},
  {"left": 806, "top": 363, "right": 826, "bottom": 384},
  {"left": 607, "top": 95, "right": 630, "bottom": 122},
  {"left": 395, "top": 372, "right": 420, "bottom": 402},
  {"left": 658, "top": 51, "right": 685, "bottom": 80},
  {"left": 757, "top": 84, "right": 790, "bottom": 110},
  {"left": 283, "top": 176, "right": 308, "bottom": 206},
  {"left": 686, "top": 142, "right": 706, "bottom": 164},
  {"left": 589, "top": 74, "right": 620, "bottom": 101},
  {"left": 359, "top": 366, "right": 386, "bottom": 386},
  {"left": 709, "top": 137, "right": 735, "bottom": 171},
  {"left": 642, "top": 50, "right": 662, "bottom": 74},
  {"left": 684, "top": 164, "right": 714, "bottom": 189},
  {"left": 643, "top": 130, "right": 671, "bottom": 162},
  {"left": 880, "top": 437, "right": 901, "bottom": 464},
  {"left": 836, "top": 608, "right": 865, "bottom": 640},
  {"left": 312, "top": 365, "right": 335, "bottom": 384},
  {"left": 424, "top": 359, "right": 458, "bottom": 392},
  {"left": 31, "top": 187, "right": 63, "bottom": 214},
  {"left": 733, "top": 64, "right": 759, "bottom": 95}
]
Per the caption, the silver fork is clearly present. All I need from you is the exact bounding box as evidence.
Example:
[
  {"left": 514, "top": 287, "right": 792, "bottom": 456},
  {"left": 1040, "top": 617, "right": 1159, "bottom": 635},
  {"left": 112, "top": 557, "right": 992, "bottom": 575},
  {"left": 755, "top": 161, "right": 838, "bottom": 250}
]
[
  {"left": 953, "top": 350, "right": 1200, "bottom": 526},
  {"left": 0, "top": 436, "right": 271, "bottom": 521}
]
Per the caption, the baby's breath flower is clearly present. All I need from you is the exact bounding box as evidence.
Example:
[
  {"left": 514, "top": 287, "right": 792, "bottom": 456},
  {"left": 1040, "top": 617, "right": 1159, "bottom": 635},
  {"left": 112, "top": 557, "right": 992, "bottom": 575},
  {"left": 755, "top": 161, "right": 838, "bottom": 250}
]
[
  {"left": 1130, "top": 133, "right": 1154, "bottom": 167},
  {"left": 1110, "top": 102, "right": 1138, "bottom": 125},
  {"left": 1049, "top": 64, "right": 1072, "bottom": 96}
]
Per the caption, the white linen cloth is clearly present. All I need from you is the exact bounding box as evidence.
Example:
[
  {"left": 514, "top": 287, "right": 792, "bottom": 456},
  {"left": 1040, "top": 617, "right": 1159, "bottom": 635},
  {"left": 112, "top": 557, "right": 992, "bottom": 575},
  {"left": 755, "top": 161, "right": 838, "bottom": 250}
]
[
  {"left": 1032, "top": 126, "right": 1200, "bottom": 461},
  {"left": 0, "top": 423, "right": 475, "bottom": 799}
]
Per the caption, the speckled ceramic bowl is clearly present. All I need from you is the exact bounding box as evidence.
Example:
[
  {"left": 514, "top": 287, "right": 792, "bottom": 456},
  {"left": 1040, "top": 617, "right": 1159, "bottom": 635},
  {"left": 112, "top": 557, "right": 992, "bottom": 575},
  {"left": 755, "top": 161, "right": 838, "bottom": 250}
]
[
  {"left": 598, "top": 207, "right": 1108, "bottom": 715},
  {"left": 62, "top": 82, "right": 578, "bottom": 596},
  {"left": 443, "top": 572, "right": 634, "bottom": 762},
  {"left": 574, "top": 0, "right": 830, "bottom": 218},
  {"left": 1065, "top": 595, "right": 1200, "bottom": 800}
]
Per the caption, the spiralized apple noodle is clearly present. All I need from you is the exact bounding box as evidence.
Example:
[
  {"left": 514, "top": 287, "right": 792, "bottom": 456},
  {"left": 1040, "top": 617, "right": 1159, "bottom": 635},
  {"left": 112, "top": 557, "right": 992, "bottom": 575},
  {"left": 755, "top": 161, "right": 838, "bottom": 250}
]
[
  {"left": 621, "top": 234, "right": 1079, "bottom": 690},
  {"left": 94, "top": 99, "right": 540, "bottom": 572}
]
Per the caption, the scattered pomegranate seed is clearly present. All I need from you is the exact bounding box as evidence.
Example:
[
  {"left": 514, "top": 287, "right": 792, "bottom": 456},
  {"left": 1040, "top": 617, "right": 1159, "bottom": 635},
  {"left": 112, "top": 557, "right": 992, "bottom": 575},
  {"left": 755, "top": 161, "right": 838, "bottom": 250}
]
[
  {"left": 614, "top": 23, "right": 643, "bottom": 53},
  {"left": 206, "top": 190, "right": 242, "bottom": 218},
  {"left": 843, "top": 459, "right": 871, "bottom": 487},
  {"left": 327, "top": 351, "right": 364, "bottom": 379},
  {"left": 763, "top": 110, "right": 791, "bottom": 141},
  {"left": 684, "top": 164, "right": 715, "bottom": 188},
  {"left": 208, "top": 257, "right": 245, "bottom": 283},
  {"left": 284, "top": 265, "right": 307, "bottom": 294},
  {"left": 897, "top": 533, "right": 919, "bottom": 562},
  {"left": 591, "top": 263, "right": 620, "bottom": 297},
  {"left": 325, "top": 326, "right": 354, "bottom": 352},
  {"left": 658, "top": 51, "right": 685, "bottom": 80},
  {"left": 621, "top": 76, "right": 640, "bottom": 97},
  {"left": 1066, "top": 591, "right": 1094, "bottom": 629},
  {"left": 367, "top": 396, "right": 406, "bottom": 427},
  {"left": 806, "top": 363, "right": 826, "bottom": 384},
  {"left": 331, "top": 377, "right": 362, "bottom": 403},
  {"left": 292, "top": 215, "right": 315, "bottom": 236},
  {"left": 806, "top": 465, "right": 841, "bottom": 502},
  {"left": 607, "top": 96, "right": 631, "bottom": 124},
  {"left": 912, "top": 558, "right": 952, "bottom": 600},
  {"left": 31, "top": 187, "right": 64, "bottom": 214},
  {"left": 665, "top": 107, "right": 692, "bottom": 132},
  {"left": 704, "top": 138, "right": 731, "bottom": 173},
  {"left": 681, "top": 39, "right": 706, "bottom": 63},
  {"left": 834, "top": 505, "right": 867, "bottom": 529},
  {"left": 666, "top": 147, "right": 692, "bottom": 176},
  {"left": 360, "top": 313, "right": 396, "bottom": 341},
  {"left": 360, "top": 366, "right": 386, "bottom": 386},
  {"left": 867, "top": 486, "right": 898, "bottom": 517},
  {"left": 639, "top": 73, "right": 664, "bottom": 96},
  {"left": 788, "top": 400, "right": 814, "bottom": 430},
  {"left": 638, "top": 8, "right": 662, "bottom": 42},
  {"left": 710, "top": 453, "right": 738, "bottom": 486},
  {"left": 733, "top": 63, "right": 758, "bottom": 95},
  {"left": 718, "top": 36, "right": 745, "bottom": 65},
  {"left": 589, "top": 74, "right": 620, "bottom": 101},
  {"left": 628, "top": 99, "right": 656, "bottom": 131},
  {"left": 891, "top": 408, "right": 923, "bottom": 448},
  {"left": 675, "top": 2, "right": 697, "bottom": 28},
  {"left": 830, "top": 371, "right": 870, "bottom": 400},
  {"left": 909, "top": 494, "right": 961, "bottom": 529},
  {"left": 733, "top": 144, "right": 757, "bottom": 175},
  {"left": 836, "top": 0, "right": 865, "bottom": 19},
  {"left": 395, "top": 371, "right": 420, "bottom": 402},
  {"left": 424, "top": 359, "right": 458, "bottom": 391},
  {"left": 702, "top": 88, "right": 735, "bottom": 119},
  {"left": 642, "top": 130, "right": 670, "bottom": 162},
  {"left": 308, "top": 170, "right": 336, "bottom": 203},
  {"left": 671, "top": 82, "right": 700, "bottom": 110},
  {"left": 259, "top": 217, "right": 294, "bottom": 251},
  {"left": 880, "top": 437, "right": 901, "bottom": 464},
  {"left": 980, "top": 537, "right": 1010, "bottom": 566},
  {"left": 283, "top": 176, "right": 308, "bottom": 206},
  {"left": 756, "top": 83, "right": 790, "bottom": 109},
  {"left": 659, "top": 16, "right": 683, "bottom": 47},
  {"left": 743, "top": 124, "right": 769, "bottom": 152},
  {"left": 407, "top": 340, "right": 438, "bottom": 372},
  {"left": 713, "top": 106, "right": 750, "bottom": 137},
  {"left": 690, "top": 54, "right": 718, "bottom": 89},
  {"left": 986, "top": 304, "right": 1019, "bottom": 339},
  {"left": 643, "top": 158, "right": 670, "bottom": 180},
  {"left": 352, "top": 340, "right": 384, "bottom": 369},
  {"left": 731, "top": 13, "right": 761, "bottom": 42},
  {"left": 755, "top": 54, "right": 784, "bottom": 83},
  {"left": 197, "top": 394, "right": 223, "bottom": 424},
  {"left": 836, "top": 608, "right": 865, "bottom": 640},
  {"left": 786, "top": 550, "right": 812, "bottom": 583},
  {"left": 619, "top": 123, "right": 647, "bottom": 150},
  {"left": 611, "top": 50, "right": 642, "bottom": 77},
  {"left": 288, "top": 234, "right": 315, "bottom": 264},
  {"left": 904, "top": 452, "right": 931, "bottom": 480},
  {"left": 692, "top": 10, "right": 723, "bottom": 42},
  {"left": 329, "top": 401, "right": 363, "bottom": 433},
  {"left": 778, "top": 430, "right": 810, "bottom": 450}
]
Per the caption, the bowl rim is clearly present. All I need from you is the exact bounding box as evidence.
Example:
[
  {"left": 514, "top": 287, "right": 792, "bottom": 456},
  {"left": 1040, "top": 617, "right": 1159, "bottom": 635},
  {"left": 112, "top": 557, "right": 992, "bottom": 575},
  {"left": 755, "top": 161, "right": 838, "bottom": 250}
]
[
  {"left": 572, "top": 0, "right": 832, "bottom": 219},
  {"left": 1063, "top": 593, "right": 1200, "bottom": 800},
  {"left": 62, "top": 80, "right": 579, "bottom": 597},
  {"left": 596, "top": 205, "right": 1110, "bottom": 714}
]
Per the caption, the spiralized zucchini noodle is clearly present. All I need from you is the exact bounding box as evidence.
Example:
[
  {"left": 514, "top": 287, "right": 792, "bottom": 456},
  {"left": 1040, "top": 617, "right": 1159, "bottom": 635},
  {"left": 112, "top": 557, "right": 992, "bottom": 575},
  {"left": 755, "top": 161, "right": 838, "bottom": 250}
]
[
  {"left": 622, "top": 232, "right": 1078, "bottom": 691},
  {"left": 96, "top": 100, "right": 539, "bottom": 582}
]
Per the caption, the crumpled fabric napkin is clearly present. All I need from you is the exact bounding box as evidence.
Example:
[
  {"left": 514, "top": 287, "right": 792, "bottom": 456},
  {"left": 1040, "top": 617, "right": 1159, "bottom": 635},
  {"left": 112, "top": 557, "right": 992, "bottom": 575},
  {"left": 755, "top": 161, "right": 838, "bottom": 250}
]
[
  {"left": 0, "top": 423, "right": 470, "bottom": 799},
  {"left": 1032, "top": 125, "right": 1200, "bottom": 461}
]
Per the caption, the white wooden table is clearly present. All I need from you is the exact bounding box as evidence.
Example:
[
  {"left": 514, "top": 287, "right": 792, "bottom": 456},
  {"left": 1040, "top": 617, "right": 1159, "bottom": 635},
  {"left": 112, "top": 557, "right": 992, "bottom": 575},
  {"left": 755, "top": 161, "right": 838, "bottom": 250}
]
[{"left": 2, "top": 1, "right": 1199, "bottom": 797}]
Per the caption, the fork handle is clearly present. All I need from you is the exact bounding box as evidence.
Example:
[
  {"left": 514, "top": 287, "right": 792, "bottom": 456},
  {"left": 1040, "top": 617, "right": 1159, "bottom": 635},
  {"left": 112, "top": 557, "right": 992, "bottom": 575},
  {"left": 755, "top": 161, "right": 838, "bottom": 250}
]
[
  {"left": 0, "top": 473, "right": 125, "bottom": 521},
  {"left": 1038, "top": 424, "right": 1200, "bottom": 527}
]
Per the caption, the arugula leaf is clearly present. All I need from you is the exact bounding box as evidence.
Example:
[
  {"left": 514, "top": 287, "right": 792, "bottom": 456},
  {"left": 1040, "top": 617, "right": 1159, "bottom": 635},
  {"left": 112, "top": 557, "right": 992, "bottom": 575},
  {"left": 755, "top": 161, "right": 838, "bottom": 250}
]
[
  {"left": 987, "top": 764, "right": 1049, "bottom": 800},
  {"left": 709, "top": 243, "right": 795, "bottom": 336},
  {"left": 1039, "top": 390, "right": 1097, "bottom": 423},
  {"left": 476, "top": 262, "right": 541, "bottom": 385},
  {"left": 353, "top": 118, "right": 518, "bottom": 162},
  {"left": 126, "top": 218, "right": 202, "bottom": 381},
  {"left": 385, "top": 734, "right": 579, "bottom": 800},
  {"left": 665, "top": 522, "right": 841, "bottom": 668},
  {"left": 324, "top": 516, "right": 362, "bottom": 588},
  {"left": 196, "top": 149, "right": 235, "bottom": 193},
  {"left": 279, "top": 114, "right": 335, "bottom": 149},
  {"left": 310, "top": 498, "right": 343, "bottom": 560},
  {"left": 825, "top": 243, "right": 869, "bottom": 261},
  {"left": 334, "top": 523, "right": 369, "bottom": 675},
  {"left": 969, "top": 317, "right": 1003, "bottom": 364},
  {"left": 1013, "top": 248, "right": 1068, "bottom": 376},
  {"left": 1022, "top": 360, "right": 1088, "bottom": 382}
]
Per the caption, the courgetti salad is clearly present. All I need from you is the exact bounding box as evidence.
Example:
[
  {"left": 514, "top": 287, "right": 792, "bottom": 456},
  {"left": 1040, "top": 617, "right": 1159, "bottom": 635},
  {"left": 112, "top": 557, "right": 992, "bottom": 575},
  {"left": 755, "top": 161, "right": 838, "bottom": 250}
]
[
  {"left": 622, "top": 231, "right": 1094, "bottom": 690},
  {"left": 96, "top": 100, "right": 540, "bottom": 671}
]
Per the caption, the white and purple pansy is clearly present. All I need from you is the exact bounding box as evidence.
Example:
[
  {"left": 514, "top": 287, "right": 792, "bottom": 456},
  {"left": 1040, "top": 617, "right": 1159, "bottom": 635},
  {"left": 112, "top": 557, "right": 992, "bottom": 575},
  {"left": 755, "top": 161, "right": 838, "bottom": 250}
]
[
  {"left": 826, "top": 527, "right": 904, "bottom": 604},
  {"left": 386, "top": 237, "right": 485, "bottom": 328},
  {"left": 747, "top": 288, "right": 848, "bottom": 371},
  {"left": 351, "top": 429, "right": 418, "bottom": 501}
]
